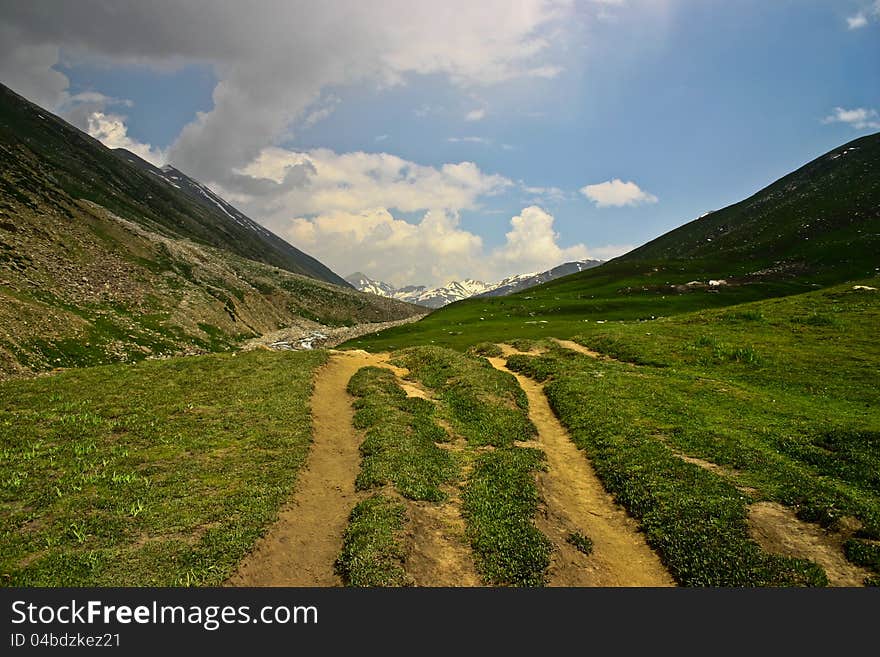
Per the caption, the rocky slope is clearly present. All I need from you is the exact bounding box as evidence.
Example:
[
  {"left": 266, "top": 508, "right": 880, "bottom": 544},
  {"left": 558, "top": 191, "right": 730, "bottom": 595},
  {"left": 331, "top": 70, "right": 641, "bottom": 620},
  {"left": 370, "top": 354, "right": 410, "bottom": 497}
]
[{"left": 0, "top": 84, "right": 421, "bottom": 378}]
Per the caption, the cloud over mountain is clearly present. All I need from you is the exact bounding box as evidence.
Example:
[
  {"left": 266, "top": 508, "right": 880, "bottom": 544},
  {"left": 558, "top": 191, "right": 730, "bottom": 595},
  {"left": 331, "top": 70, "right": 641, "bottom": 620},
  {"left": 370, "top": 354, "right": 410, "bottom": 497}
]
[{"left": 0, "top": 0, "right": 572, "bottom": 185}]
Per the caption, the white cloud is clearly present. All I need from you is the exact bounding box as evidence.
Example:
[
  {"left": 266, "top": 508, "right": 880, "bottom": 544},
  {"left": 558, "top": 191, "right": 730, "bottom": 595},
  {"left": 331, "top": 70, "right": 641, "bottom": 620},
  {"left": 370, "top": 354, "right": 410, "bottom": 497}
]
[
  {"left": 488, "top": 206, "right": 588, "bottom": 276},
  {"left": 374, "top": 134, "right": 389, "bottom": 142},
  {"left": 522, "top": 184, "right": 568, "bottom": 203},
  {"left": 580, "top": 179, "right": 658, "bottom": 208},
  {"left": 65, "top": 91, "right": 133, "bottom": 108},
  {"left": 448, "top": 136, "right": 491, "bottom": 144},
  {"left": 285, "top": 203, "right": 616, "bottom": 286},
  {"left": 287, "top": 208, "right": 484, "bottom": 287},
  {"left": 86, "top": 112, "right": 167, "bottom": 166},
  {"left": 414, "top": 104, "right": 441, "bottom": 118},
  {"left": 524, "top": 65, "right": 564, "bottom": 79},
  {"left": 0, "top": 1, "right": 574, "bottom": 185},
  {"left": 226, "top": 145, "right": 602, "bottom": 285},
  {"left": 300, "top": 94, "right": 341, "bottom": 128},
  {"left": 848, "top": 13, "right": 868, "bottom": 29},
  {"left": 822, "top": 106, "right": 880, "bottom": 130},
  {"left": 0, "top": 2, "right": 636, "bottom": 285},
  {"left": 847, "top": 1, "right": 880, "bottom": 28},
  {"left": 233, "top": 146, "right": 511, "bottom": 219},
  {"left": 51, "top": 90, "right": 138, "bottom": 134},
  {"left": 0, "top": 25, "right": 68, "bottom": 110},
  {"left": 465, "top": 108, "right": 487, "bottom": 121}
]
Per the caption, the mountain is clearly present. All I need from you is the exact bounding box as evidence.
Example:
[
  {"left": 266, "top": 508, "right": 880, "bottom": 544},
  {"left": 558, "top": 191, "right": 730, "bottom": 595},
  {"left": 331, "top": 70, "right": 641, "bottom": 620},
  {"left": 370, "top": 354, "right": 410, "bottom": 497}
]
[
  {"left": 345, "top": 272, "right": 490, "bottom": 308},
  {"left": 478, "top": 260, "right": 603, "bottom": 297},
  {"left": 405, "top": 279, "right": 496, "bottom": 308},
  {"left": 0, "top": 83, "right": 348, "bottom": 287},
  {"left": 350, "top": 133, "right": 880, "bottom": 351},
  {"left": 621, "top": 132, "right": 880, "bottom": 283},
  {"left": 508, "top": 131, "right": 880, "bottom": 308},
  {"left": 346, "top": 260, "right": 604, "bottom": 308},
  {"left": 0, "top": 83, "right": 420, "bottom": 378},
  {"left": 345, "top": 272, "right": 398, "bottom": 298},
  {"left": 112, "top": 149, "right": 348, "bottom": 285}
]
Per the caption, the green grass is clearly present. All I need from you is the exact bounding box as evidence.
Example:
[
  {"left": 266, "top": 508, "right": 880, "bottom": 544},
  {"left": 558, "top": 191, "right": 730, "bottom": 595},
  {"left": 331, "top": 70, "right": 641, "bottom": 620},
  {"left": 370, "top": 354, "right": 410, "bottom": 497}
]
[
  {"left": 347, "top": 366, "right": 456, "bottom": 502},
  {"left": 462, "top": 448, "right": 552, "bottom": 587},
  {"left": 0, "top": 349, "right": 326, "bottom": 586},
  {"left": 844, "top": 539, "right": 880, "bottom": 572},
  {"left": 567, "top": 531, "right": 594, "bottom": 555},
  {"left": 393, "top": 346, "right": 536, "bottom": 447},
  {"left": 566, "top": 280, "right": 880, "bottom": 402},
  {"left": 507, "top": 350, "right": 830, "bottom": 586},
  {"left": 338, "top": 365, "right": 458, "bottom": 587},
  {"left": 393, "top": 346, "right": 551, "bottom": 586},
  {"left": 335, "top": 494, "right": 408, "bottom": 587},
  {"left": 345, "top": 265, "right": 807, "bottom": 353},
  {"left": 468, "top": 342, "right": 503, "bottom": 358},
  {"left": 500, "top": 284, "right": 880, "bottom": 584}
]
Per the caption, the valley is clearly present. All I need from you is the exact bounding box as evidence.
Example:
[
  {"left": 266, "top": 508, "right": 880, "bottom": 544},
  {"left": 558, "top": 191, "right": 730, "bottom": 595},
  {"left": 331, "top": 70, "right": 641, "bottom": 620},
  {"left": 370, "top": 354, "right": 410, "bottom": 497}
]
[
  {"left": 3, "top": 277, "right": 878, "bottom": 586},
  {"left": 1, "top": 82, "right": 878, "bottom": 589}
]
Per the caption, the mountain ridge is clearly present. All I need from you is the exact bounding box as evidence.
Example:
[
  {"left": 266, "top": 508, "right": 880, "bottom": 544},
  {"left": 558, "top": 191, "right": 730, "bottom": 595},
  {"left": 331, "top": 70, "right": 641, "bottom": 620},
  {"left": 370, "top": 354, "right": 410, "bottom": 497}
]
[
  {"left": 0, "top": 83, "right": 420, "bottom": 378},
  {"left": 346, "top": 259, "right": 603, "bottom": 308},
  {"left": 620, "top": 131, "right": 880, "bottom": 281},
  {"left": 0, "top": 82, "right": 349, "bottom": 287}
]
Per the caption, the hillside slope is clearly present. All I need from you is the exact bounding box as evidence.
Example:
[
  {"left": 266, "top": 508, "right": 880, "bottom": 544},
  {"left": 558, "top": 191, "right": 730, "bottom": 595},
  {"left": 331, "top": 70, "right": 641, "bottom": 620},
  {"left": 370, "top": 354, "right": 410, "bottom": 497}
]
[
  {"left": 0, "top": 82, "right": 348, "bottom": 286},
  {"left": 624, "top": 132, "right": 880, "bottom": 283},
  {"left": 0, "top": 85, "right": 421, "bottom": 378},
  {"left": 348, "top": 133, "right": 880, "bottom": 351}
]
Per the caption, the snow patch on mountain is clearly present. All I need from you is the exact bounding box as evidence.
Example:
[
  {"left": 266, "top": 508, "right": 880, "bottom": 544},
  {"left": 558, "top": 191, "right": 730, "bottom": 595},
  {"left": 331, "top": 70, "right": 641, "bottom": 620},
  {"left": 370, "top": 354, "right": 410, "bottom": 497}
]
[{"left": 346, "top": 259, "right": 603, "bottom": 308}]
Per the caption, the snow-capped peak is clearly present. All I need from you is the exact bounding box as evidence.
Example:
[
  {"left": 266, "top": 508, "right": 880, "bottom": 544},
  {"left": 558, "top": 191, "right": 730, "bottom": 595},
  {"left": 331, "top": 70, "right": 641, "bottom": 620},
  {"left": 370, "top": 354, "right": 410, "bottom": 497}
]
[{"left": 346, "top": 259, "right": 603, "bottom": 309}]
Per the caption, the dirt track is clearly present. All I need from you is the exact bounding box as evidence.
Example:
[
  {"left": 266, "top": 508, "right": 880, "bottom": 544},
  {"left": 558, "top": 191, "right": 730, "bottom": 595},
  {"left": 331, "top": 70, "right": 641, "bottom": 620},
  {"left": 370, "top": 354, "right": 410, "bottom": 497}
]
[
  {"left": 551, "top": 338, "right": 603, "bottom": 359},
  {"left": 228, "top": 349, "right": 479, "bottom": 587},
  {"left": 227, "top": 350, "right": 383, "bottom": 586},
  {"left": 489, "top": 346, "right": 674, "bottom": 587},
  {"left": 230, "top": 342, "right": 672, "bottom": 587}
]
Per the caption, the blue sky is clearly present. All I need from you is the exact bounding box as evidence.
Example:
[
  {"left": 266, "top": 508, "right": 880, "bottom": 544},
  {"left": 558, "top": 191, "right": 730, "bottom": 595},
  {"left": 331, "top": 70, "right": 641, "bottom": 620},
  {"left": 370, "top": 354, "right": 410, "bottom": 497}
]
[{"left": 2, "top": 0, "right": 878, "bottom": 285}]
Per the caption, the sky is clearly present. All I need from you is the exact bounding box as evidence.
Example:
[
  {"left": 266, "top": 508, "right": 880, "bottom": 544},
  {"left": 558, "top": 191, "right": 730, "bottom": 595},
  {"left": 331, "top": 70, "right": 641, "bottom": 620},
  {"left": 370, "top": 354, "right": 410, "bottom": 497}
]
[{"left": 0, "top": 0, "right": 878, "bottom": 287}]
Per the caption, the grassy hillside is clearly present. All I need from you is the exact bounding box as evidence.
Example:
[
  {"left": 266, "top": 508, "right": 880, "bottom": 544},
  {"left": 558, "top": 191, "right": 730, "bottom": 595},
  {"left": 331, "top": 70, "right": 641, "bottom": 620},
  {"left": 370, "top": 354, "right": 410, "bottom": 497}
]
[
  {"left": 503, "top": 279, "right": 880, "bottom": 585},
  {"left": 0, "top": 350, "right": 326, "bottom": 586},
  {"left": 3, "top": 279, "right": 876, "bottom": 586},
  {"left": 627, "top": 132, "right": 880, "bottom": 281},
  {"left": 349, "top": 133, "right": 880, "bottom": 353}
]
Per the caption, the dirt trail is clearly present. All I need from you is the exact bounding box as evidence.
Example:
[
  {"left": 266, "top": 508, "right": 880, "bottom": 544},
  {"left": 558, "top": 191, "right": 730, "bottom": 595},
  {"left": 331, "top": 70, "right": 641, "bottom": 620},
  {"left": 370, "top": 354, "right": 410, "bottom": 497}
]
[
  {"left": 404, "top": 494, "right": 482, "bottom": 587},
  {"left": 657, "top": 440, "right": 868, "bottom": 587},
  {"left": 509, "top": 340, "right": 871, "bottom": 587},
  {"left": 229, "top": 348, "right": 478, "bottom": 587},
  {"left": 749, "top": 505, "right": 870, "bottom": 587},
  {"left": 488, "top": 349, "right": 674, "bottom": 586},
  {"left": 227, "top": 350, "right": 388, "bottom": 586},
  {"left": 550, "top": 338, "right": 602, "bottom": 359}
]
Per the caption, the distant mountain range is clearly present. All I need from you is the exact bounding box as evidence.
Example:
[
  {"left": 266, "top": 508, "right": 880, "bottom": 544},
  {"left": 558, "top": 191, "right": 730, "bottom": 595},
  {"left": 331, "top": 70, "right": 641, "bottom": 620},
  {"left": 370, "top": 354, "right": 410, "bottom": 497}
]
[{"left": 346, "top": 259, "right": 603, "bottom": 308}]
